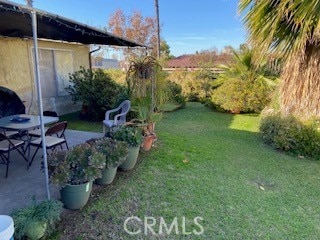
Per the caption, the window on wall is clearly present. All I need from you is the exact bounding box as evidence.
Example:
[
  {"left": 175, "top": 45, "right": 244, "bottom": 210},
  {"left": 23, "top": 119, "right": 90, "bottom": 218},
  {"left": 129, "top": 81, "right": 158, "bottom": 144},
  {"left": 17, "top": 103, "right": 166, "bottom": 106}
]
[{"left": 37, "top": 48, "right": 74, "bottom": 98}]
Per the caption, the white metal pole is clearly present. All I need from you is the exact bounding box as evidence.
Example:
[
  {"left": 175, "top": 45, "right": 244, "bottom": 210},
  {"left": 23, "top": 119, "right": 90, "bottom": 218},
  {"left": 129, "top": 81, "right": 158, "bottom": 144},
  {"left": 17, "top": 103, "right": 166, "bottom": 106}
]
[{"left": 31, "top": 10, "right": 51, "bottom": 200}]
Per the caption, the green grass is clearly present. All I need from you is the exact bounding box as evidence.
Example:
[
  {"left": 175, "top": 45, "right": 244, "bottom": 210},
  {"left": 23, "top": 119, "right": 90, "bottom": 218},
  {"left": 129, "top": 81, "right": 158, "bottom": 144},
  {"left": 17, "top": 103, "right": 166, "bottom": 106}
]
[
  {"left": 55, "top": 102, "right": 320, "bottom": 239},
  {"left": 160, "top": 102, "right": 183, "bottom": 112},
  {"left": 60, "top": 111, "right": 102, "bottom": 132}
]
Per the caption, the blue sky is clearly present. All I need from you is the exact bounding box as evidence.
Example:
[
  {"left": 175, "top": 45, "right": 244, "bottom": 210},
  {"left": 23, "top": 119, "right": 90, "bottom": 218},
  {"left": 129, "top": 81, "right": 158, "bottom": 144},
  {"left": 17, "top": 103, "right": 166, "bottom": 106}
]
[{"left": 13, "top": 0, "right": 247, "bottom": 56}]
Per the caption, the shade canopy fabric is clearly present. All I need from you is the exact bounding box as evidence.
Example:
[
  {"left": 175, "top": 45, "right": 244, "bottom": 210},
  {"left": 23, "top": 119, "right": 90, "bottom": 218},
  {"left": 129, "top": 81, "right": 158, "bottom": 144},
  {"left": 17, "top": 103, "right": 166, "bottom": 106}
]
[{"left": 0, "top": 0, "right": 144, "bottom": 47}]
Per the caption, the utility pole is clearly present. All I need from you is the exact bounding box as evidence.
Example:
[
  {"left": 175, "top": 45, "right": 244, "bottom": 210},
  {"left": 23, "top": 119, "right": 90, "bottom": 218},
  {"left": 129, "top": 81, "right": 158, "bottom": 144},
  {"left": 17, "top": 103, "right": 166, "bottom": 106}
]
[
  {"left": 26, "top": 0, "right": 33, "bottom": 7},
  {"left": 155, "top": 0, "right": 160, "bottom": 58}
]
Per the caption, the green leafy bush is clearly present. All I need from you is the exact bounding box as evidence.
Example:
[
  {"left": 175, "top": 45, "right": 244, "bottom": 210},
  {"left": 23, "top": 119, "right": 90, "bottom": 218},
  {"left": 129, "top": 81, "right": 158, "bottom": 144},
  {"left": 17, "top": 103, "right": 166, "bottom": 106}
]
[
  {"left": 260, "top": 114, "right": 320, "bottom": 159},
  {"left": 110, "top": 125, "right": 142, "bottom": 147},
  {"left": 68, "top": 67, "right": 127, "bottom": 120},
  {"left": 187, "top": 67, "right": 216, "bottom": 102},
  {"left": 88, "top": 138, "right": 128, "bottom": 169},
  {"left": 104, "top": 69, "right": 126, "bottom": 85},
  {"left": 211, "top": 78, "right": 272, "bottom": 113},
  {"left": 208, "top": 47, "right": 278, "bottom": 113},
  {"left": 165, "top": 80, "right": 186, "bottom": 107},
  {"left": 167, "top": 64, "right": 217, "bottom": 102},
  {"left": 48, "top": 143, "right": 106, "bottom": 187},
  {"left": 166, "top": 70, "right": 195, "bottom": 99}
]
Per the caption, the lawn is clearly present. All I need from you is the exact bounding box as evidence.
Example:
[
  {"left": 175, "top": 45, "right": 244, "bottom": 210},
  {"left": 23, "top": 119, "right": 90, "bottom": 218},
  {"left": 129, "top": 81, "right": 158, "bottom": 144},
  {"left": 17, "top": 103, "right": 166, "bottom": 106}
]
[
  {"left": 60, "top": 111, "right": 102, "bottom": 132},
  {"left": 55, "top": 102, "right": 320, "bottom": 239}
]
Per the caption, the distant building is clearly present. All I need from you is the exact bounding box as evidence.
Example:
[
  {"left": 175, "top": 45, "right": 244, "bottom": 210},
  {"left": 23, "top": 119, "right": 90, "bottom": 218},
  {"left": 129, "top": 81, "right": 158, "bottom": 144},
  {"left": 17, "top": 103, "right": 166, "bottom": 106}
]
[
  {"left": 164, "top": 53, "right": 233, "bottom": 73},
  {"left": 92, "top": 57, "right": 120, "bottom": 69}
]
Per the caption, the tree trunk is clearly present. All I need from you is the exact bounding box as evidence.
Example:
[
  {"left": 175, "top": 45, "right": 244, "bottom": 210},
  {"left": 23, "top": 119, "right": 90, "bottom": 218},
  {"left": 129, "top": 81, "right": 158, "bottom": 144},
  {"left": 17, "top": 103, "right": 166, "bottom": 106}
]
[{"left": 280, "top": 45, "right": 320, "bottom": 120}]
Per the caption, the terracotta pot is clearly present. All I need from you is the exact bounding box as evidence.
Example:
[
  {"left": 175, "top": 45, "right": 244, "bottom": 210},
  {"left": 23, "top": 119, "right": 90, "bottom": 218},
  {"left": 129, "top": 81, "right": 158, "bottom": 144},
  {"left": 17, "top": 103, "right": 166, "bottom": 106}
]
[{"left": 141, "top": 134, "right": 157, "bottom": 151}]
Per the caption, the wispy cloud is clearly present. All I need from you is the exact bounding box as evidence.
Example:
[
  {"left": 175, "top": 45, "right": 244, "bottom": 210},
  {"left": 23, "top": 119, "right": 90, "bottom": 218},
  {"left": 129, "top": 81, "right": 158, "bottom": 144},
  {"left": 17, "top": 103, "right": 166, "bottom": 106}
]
[
  {"left": 167, "top": 36, "right": 217, "bottom": 41},
  {"left": 169, "top": 41, "right": 194, "bottom": 46},
  {"left": 181, "top": 36, "right": 207, "bottom": 40}
]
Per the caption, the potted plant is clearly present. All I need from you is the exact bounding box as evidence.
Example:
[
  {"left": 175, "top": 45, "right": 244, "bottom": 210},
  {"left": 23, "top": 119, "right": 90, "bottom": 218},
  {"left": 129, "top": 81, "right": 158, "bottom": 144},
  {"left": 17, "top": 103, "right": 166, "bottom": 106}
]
[
  {"left": 131, "top": 97, "right": 162, "bottom": 152},
  {"left": 110, "top": 125, "right": 142, "bottom": 171},
  {"left": 12, "top": 199, "right": 63, "bottom": 240},
  {"left": 88, "top": 138, "right": 128, "bottom": 185},
  {"left": 141, "top": 131, "right": 157, "bottom": 152},
  {"left": 146, "top": 111, "right": 162, "bottom": 133},
  {"left": 142, "top": 111, "right": 162, "bottom": 151},
  {"left": 48, "top": 143, "right": 106, "bottom": 210}
]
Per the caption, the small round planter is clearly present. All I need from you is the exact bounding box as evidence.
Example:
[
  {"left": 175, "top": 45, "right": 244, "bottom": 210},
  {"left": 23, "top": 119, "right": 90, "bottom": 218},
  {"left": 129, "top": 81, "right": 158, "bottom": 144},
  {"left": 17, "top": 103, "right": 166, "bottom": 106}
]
[
  {"left": 25, "top": 222, "right": 47, "bottom": 240},
  {"left": 95, "top": 167, "right": 118, "bottom": 185},
  {"left": 60, "top": 181, "right": 93, "bottom": 210},
  {"left": 119, "top": 146, "right": 140, "bottom": 171}
]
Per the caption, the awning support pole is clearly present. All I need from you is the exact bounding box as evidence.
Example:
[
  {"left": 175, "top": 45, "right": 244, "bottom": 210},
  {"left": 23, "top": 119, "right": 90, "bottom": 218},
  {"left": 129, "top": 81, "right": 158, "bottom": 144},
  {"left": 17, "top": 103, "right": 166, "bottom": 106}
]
[{"left": 31, "top": 10, "right": 51, "bottom": 200}]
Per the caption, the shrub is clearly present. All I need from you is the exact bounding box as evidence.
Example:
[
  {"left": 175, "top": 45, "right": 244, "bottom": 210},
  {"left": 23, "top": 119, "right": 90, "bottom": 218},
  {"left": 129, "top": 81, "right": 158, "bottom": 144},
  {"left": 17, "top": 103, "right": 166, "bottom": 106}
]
[
  {"left": 12, "top": 199, "right": 63, "bottom": 240},
  {"left": 166, "top": 70, "right": 194, "bottom": 98},
  {"left": 88, "top": 138, "right": 128, "bottom": 169},
  {"left": 208, "top": 47, "right": 278, "bottom": 113},
  {"left": 165, "top": 80, "right": 186, "bottom": 107},
  {"left": 48, "top": 143, "right": 106, "bottom": 187},
  {"left": 202, "top": 98, "right": 227, "bottom": 113},
  {"left": 166, "top": 70, "right": 206, "bottom": 102},
  {"left": 260, "top": 114, "right": 320, "bottom": 159},
  {"left": 189, "top": 67, "right": 216, "bottom": 102},
  {"left": 211, "top": 78, "right": 272, "bottom": 113},
  {"left": 104, "top": 69, "right": 126, "bottom": 85},
  {"left": 68, "top": 67, "right": 127, "bottom": 120}
]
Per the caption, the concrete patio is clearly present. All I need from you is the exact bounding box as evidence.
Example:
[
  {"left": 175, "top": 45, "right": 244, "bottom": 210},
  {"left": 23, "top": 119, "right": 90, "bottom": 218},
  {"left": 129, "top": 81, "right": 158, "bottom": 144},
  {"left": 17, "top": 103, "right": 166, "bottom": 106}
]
[{"left": 0, "top": 129, "right": 103, "bottom": 215}]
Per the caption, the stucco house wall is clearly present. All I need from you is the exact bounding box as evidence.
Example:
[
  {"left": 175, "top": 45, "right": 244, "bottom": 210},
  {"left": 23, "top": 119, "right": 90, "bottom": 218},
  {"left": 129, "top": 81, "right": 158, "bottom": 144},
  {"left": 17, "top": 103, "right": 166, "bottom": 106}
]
[{"left": 0, "top": 37, "right": 89, "bottom": 115}]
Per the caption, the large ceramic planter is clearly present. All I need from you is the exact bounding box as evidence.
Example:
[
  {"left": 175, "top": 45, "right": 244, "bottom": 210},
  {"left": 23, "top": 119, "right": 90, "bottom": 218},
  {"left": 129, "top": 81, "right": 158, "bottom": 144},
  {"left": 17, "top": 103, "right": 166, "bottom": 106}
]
[
  {"left": 95, "top": 167, "right": 118, "bottom": 185},
  {"left": 60, "top": 181, "right": 93, "bottom": 210},
  {"left": 119, "top": 146, "right": 140, "bottom": 171}
]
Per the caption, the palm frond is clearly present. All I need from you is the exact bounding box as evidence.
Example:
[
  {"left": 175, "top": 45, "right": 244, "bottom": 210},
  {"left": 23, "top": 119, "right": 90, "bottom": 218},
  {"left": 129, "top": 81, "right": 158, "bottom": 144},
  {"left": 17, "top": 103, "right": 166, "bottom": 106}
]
[{"left": 239, "top": 0, "right": 320, "bottom": 60}]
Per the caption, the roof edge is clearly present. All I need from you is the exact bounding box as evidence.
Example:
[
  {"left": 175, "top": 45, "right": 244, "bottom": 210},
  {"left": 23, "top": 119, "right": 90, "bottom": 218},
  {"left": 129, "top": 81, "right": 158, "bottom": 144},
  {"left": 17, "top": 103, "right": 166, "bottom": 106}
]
[{"left": 0, "top": 0, "right": 147, "bottom": 48}]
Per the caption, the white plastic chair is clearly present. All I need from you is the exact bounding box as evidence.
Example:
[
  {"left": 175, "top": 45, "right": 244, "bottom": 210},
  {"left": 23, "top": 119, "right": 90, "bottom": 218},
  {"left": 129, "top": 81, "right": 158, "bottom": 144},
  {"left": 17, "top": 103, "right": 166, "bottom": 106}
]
[{"left": 103, "top": 100, "right": 131, "bottom": 134}]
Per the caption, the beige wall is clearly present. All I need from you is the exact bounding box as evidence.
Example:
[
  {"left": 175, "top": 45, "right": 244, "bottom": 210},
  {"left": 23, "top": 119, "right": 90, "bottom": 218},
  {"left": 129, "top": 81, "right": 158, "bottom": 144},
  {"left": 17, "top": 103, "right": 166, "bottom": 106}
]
[{"left": 0, "top": 37, "right": 89, "bottom": 115}]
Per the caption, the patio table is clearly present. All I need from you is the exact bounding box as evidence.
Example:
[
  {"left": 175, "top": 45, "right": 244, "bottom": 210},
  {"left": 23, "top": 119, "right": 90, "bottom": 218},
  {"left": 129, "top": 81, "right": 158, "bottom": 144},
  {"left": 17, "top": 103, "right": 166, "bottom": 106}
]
[
  {"left": 0, "top": 114, "right": 58, "bottom": 131},
  {"left": 0, "top": 114, "right": 59, "bottom": 166}
]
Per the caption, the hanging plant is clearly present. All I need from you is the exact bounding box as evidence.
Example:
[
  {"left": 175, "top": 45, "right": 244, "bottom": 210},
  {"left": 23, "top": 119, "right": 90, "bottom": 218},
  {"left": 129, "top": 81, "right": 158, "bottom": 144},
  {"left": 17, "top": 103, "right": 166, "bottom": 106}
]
[{"left": 126, "top": 56, "right": 161, "bottom": 99}]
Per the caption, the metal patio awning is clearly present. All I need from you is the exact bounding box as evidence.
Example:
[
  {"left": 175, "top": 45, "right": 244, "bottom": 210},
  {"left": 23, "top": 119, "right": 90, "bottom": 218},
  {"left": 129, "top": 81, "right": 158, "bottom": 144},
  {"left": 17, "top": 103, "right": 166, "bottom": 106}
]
[
  {"left": 0, "top": 0, "right": 144, "bottom": 47},
  {"left": 0, "top": 0, "right": 145, "bottom": 200}
]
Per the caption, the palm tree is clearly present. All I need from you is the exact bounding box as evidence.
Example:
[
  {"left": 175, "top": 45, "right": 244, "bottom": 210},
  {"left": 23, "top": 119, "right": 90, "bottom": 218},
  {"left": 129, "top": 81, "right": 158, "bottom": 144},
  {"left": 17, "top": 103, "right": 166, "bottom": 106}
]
[
  {"left": 239, "top": 0, "right": 320, "bottom": 120},
  {"left": 211, "top": 47, "right": 277, "bottom": 113}
]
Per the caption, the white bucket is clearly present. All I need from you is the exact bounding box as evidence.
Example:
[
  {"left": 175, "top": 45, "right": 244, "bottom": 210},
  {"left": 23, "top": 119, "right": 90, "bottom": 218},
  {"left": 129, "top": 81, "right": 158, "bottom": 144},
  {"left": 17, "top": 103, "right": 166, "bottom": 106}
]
[{"left": 0, "top": 215, "right": 14, "bottom": 240}]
